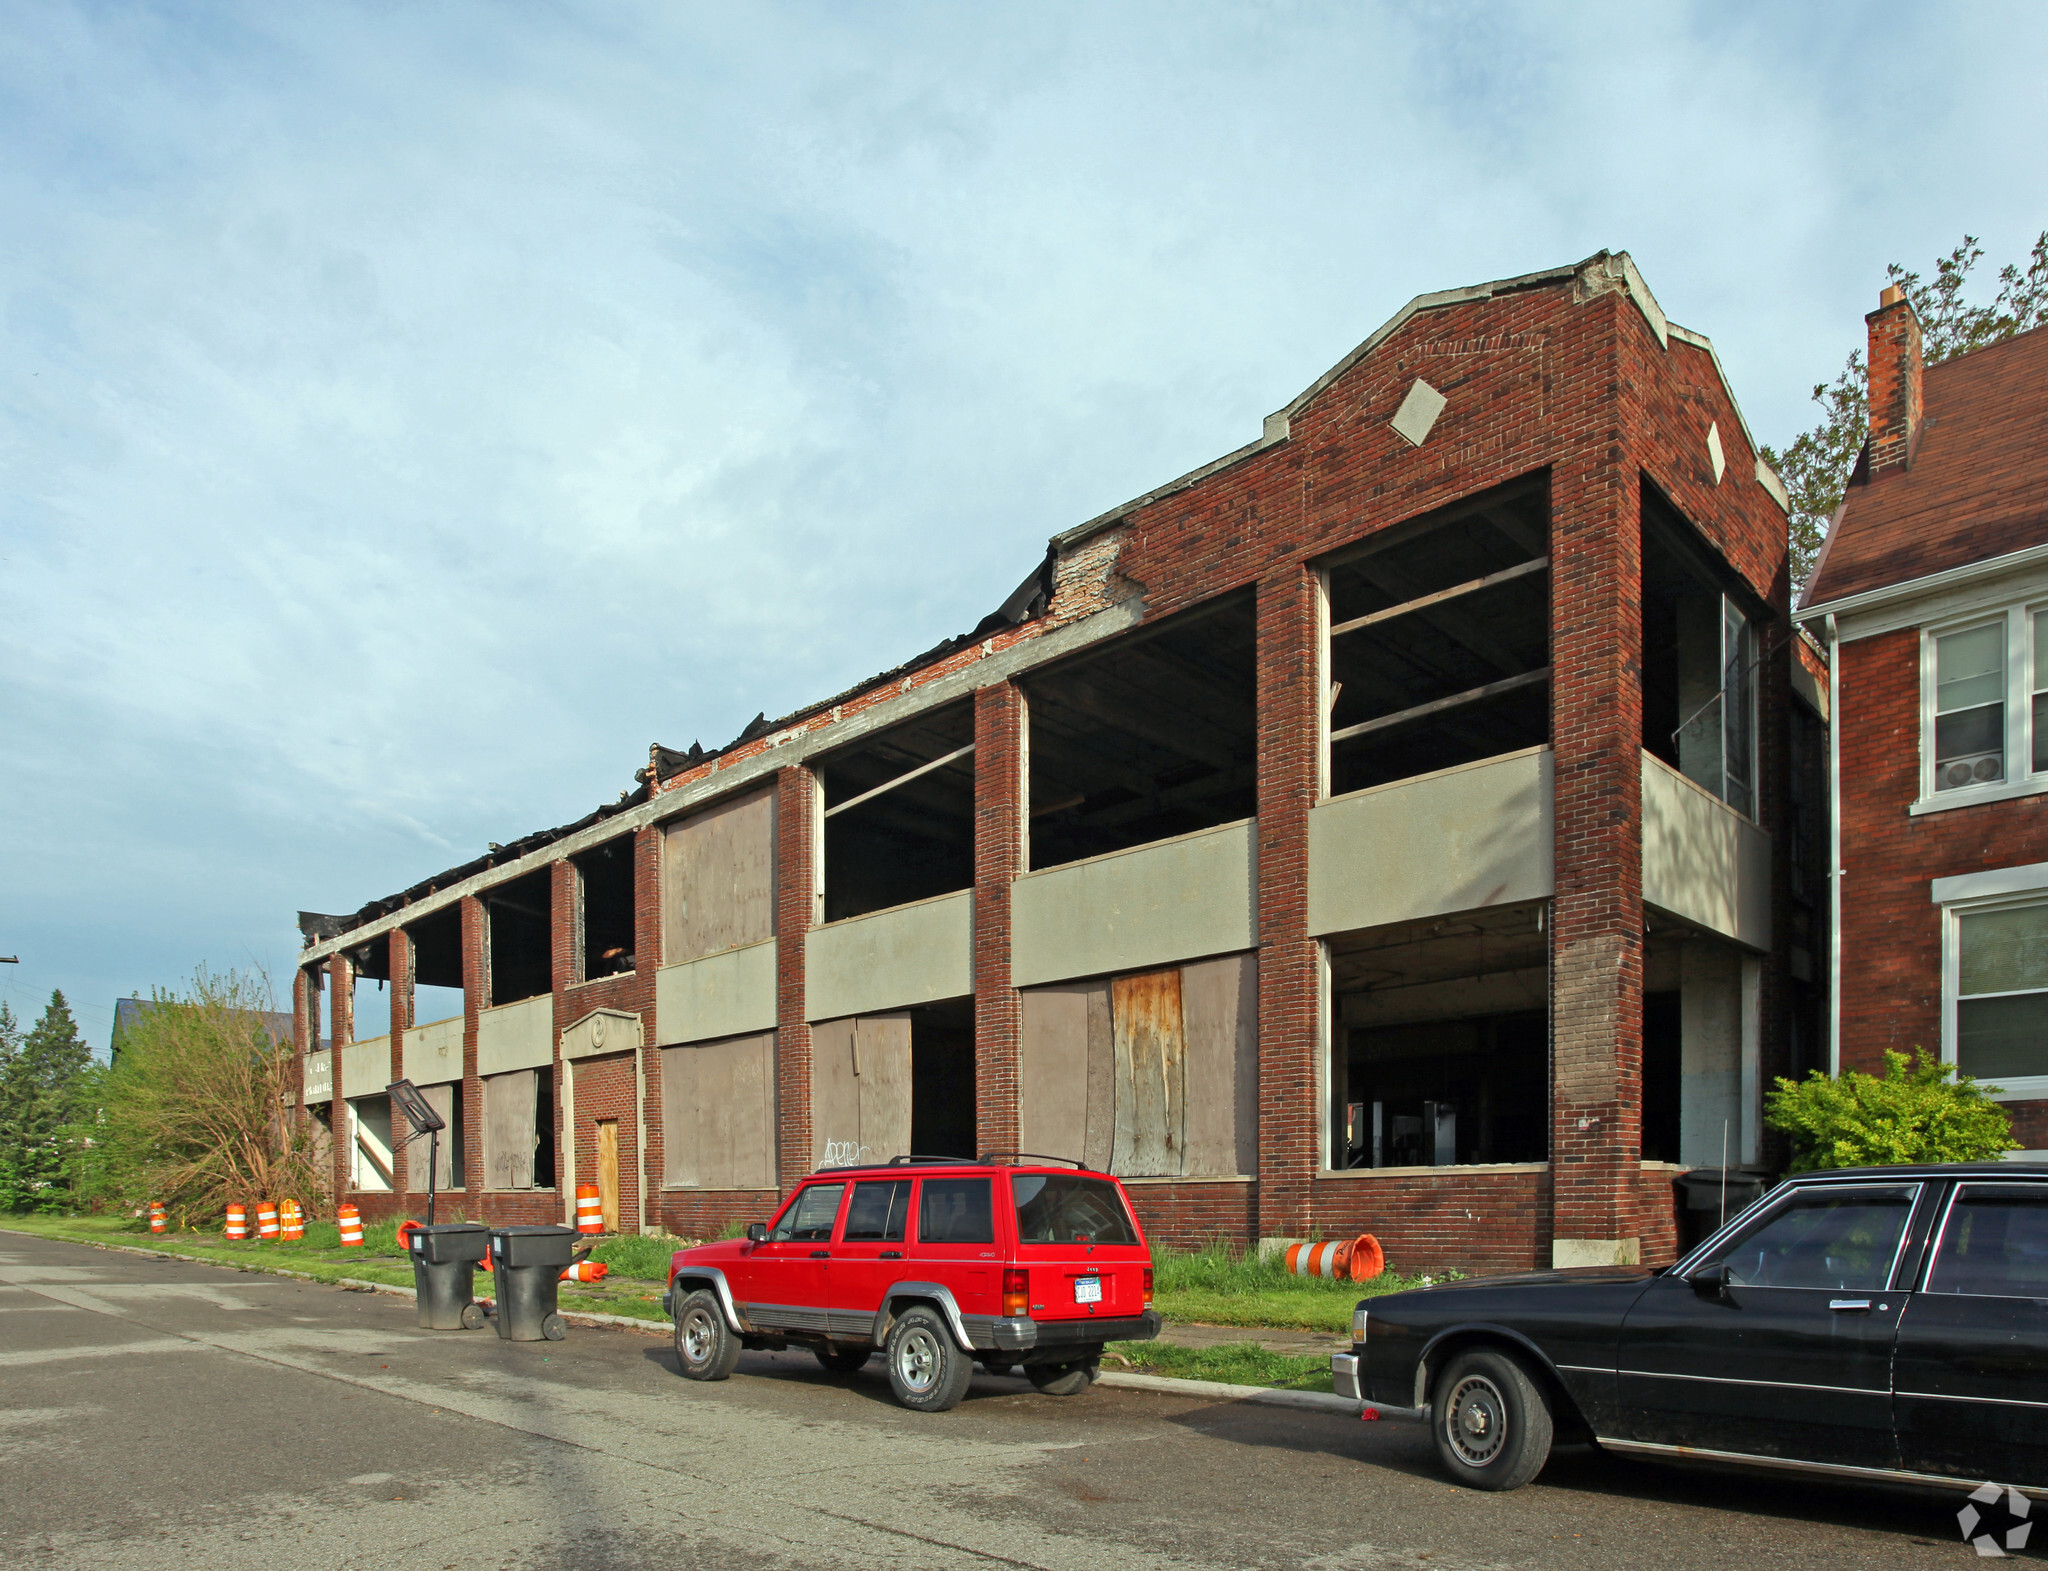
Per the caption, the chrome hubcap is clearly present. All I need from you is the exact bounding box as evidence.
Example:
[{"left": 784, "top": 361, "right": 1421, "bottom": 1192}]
[
  {"left": 1446, "top": 1374, "right": 1508, "bottom": 1467},
  {"left": 896, "top": 1327, "right": 941, "bottom": 1392},
  {"left": 682, "top": 1310, "right": 715, "bottom": 1365}
]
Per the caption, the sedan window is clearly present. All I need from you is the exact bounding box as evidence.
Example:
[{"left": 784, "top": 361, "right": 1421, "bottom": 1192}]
[
  {"left": 1717, "top": 1186, "right": 1915, "bottom": 1291},
  {"left": 1927, "top": 1186, "right": 2048, "bottom": 1297},
  {"left": 770, "top": 1183, "right": 845, "bottom": 1242}
]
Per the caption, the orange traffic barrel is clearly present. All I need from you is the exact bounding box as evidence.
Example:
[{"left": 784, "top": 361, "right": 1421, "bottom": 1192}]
[
  {"left": 575, "top": 1183, "right": 603, "bottom": 1235},
  {"left": 280, "top": 1199, "right": 304, "bottom": 1241},
  {"left": 225, "top": 1203, "right": 248, "bottom": 1241},
  {"left": 148, "top": 1203, "right": 166, "bottom": 1234},
  {"left": 1284, "top": 1234, "right": 1385, "bottom": 1282},
  {"left": 255, "top": 1202, "right": 279, "bottom": 1242},
  {"left": 338, "top": 1204, "right": 364, "bottom": 1247},
  {"left": 560, "top": 1260, "right": 608, "bottom": 1283},
  {"left": 396, "top": 1219, "right": 422, "bottom": 1253}
]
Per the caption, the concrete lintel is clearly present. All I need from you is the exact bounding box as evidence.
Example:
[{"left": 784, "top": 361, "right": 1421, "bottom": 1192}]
[{"left": 1552, "top": 1238, "right": 1641, "bottom": 1268}]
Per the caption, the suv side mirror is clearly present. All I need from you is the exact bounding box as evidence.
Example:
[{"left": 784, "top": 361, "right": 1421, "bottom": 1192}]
[
  {"left": 1688, "top": 1263, "right": 1732, "bottom": 1300},
  {"left": 746, "top": 1223, "right": 767, "bottom": 1244}
]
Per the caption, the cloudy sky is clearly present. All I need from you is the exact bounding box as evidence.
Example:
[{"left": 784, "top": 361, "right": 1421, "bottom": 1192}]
[{"left": 3, "top": 1, "right": 2043, "bottom": 1050}]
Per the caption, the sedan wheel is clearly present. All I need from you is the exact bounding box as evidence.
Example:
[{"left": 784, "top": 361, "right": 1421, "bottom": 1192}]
[{"left": 1430, "top": 1347, "right": 1554, "bottom": 1491}]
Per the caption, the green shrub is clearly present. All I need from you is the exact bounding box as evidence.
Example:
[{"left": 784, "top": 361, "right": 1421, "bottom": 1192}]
[
  {"left": 590, "top": 1233, "right": 679, "bottom": 1281},
  {"left": 1766, "top": 1048, "right": 2018, "bottom": 1172}
]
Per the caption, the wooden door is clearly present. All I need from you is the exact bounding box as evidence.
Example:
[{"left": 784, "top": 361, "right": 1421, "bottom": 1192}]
[{"left": 597, "top": 1119, "right": 620, "bottom": 1232}]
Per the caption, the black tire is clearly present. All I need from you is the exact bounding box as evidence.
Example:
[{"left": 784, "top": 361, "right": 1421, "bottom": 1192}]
[
  {"left": 1027, "top": 1358, "right": 1099, "bottom": 1396},
  {"left": 674, "top": 1289, "right": 741, "bottom": 1381},
  {"left": 885, "top": 1306, "right": 974, "bottom": 1412},
  {"left": 815, "top": 1346, "right": 872, "bottom": 1374},
  {"left": 541, "top": 1313, "right": 567, "bottom": 1342},
  {"left": 1430, "top": 1347, "right": 1554, "bottom": 1491},
  {"left": 459, "top": 1303, "right": 487, "bottom": 1331}
]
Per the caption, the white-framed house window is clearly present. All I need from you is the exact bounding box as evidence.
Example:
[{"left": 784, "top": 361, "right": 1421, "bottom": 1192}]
[
  {"left": 1920, "top": 607, "right": 2048, "bottom": 810},
  {"left": 1940, "top": 883, "right": 2048, "bottom": 1101}
]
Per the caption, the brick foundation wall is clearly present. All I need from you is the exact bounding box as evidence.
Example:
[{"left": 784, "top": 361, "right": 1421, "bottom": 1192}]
[
  {"left": 1122, "top": 1181, "right": 1258, "bottom": 1252},
  {"left": 1312, "top": 1170, "right": 1553, "bottom": 1275},
  {"left": 655, "top": 1190, "right": 781, "bottom": 1241}
]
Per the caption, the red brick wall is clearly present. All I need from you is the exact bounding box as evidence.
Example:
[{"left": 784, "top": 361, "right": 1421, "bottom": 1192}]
[
  {"left": 973, "top": 682, "right": 1025, "bottom": 1155},
  {"left": 1124, "top": 1181, "right": 1257, "bottom": 1253},
  {"left": 655, "top": 1190, "right": 781, "bottom": 1242},
  {"left": 1311, "top": 1171, "right": 1552, "bottom": 1276},
  {"left": 775, "top": 765, "right": 816, "bottom": 1197}
]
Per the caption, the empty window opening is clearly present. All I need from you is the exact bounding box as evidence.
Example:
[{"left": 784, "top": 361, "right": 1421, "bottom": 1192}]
[
  {"left": 302, "top": 966, "right": 327, "bottom": 1050},
  {"left": 345, "top": 934, "right": 393, "bottom": 1039},
  {"left": 1324, "top": 480, "right": 1551, "bottom": 797},
  {"left": 574, "top": 837, "right": 637, "bottom": 979},
  {"left": 820, "top": 702, "right": 976, "bottom": 922},
  {"left": 405, "top": 905, "right": 464, "bottom": 1027},
  {"left": 350, "top": 1095, "right": 395, "bottom": 1192},
  {"left": 482, "top": 1067, "right": 555, "bottom": 1189},
  {"left": 1642, "top": 486, "right": 1760, "bottom": 818},
  {"left": 1641, "top": 920, "right": 1751, "bottom": 1165},
  {"left": 305, "top": 1102, "right": 335, "bottom": 1171},
  {"left": 1328, "top": 902, "right": 1548, "bottom": 1169},
  {"left": 910, "top": 998, "right": 976, "bottom": 1159},
  {"left": 1025, "top": 590, "right": 1258, "bottom": 870},
  {"left": 484, "top": 868, "right": 553, "bottom": 1006}
]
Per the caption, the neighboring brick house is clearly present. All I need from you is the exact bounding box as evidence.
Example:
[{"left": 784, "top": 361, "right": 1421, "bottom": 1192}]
[
  {"left": 1799, "top": 294, "right": 2048, "bottom": 1151},
  {"left": 293, "top": 251, "right": 1800, "bottom": 1272}
]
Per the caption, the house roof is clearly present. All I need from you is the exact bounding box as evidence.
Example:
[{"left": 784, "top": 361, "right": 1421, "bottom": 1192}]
[{"left": 1802, "top": 324, "right": 2048, "bottom": 609}]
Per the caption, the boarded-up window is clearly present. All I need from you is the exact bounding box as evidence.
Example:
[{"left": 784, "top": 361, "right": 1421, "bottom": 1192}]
[
  {"left": 661, "top": 1031, "right": 777, "bottom": 1189},
  {"left": 1019, "top": 952, "right": 1257, "bottom": 1179},
  {"left": 810, "top": 1013, "right": 911, "bottom": 1170},
  {"left": 661, "top": 786, "right": 776, "bottom": 966},
  {"left": 416, "top": 1082, "right": 465, "bottom": 1190},
  {"left": 483, "top": 1069, "right": 540, "bottom": 1190}
]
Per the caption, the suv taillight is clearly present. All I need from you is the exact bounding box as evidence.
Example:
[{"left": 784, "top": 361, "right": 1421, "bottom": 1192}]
[
  {"left": 1142, "top": 1267, "right": 1154, "bottom": 1307},
  {"left": 1002, "top": 1268, "right": 1029, "bottom": 1317}
]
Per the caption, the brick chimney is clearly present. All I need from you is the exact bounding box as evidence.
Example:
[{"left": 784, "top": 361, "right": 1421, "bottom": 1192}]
[{"left": 1866, "top": 283, "right": 1923, "bottom": 477}]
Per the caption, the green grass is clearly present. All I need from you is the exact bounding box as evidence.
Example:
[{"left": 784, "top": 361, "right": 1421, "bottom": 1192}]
[
  {"left": 1105, "top": 1338, "right": 1334, "bottom": 1392},
  {"left": 1150, "top": 1239, "right": 1452, "bottom": 1333}
]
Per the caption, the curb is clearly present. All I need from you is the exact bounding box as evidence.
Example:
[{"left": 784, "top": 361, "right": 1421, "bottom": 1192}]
[{"left": 1094, "top": 1369, "right": 1361, "bottom": 1414}]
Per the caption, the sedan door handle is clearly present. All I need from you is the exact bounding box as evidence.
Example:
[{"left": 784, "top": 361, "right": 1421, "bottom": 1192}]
[
  {"left": 809, "top": 1250, "right": 830, "bottom": 1259},
  {"left": 1829, "top": 1298, "right": 1872, "bottom": 1313},
  {"left": 880, "top": 1251, "right": 903, "bottom": 1260}
]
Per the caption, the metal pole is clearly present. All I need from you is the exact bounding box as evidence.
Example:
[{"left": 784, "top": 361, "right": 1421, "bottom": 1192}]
[{"left": 427, "top": 1129, "right": 439, "bottom": 1228}]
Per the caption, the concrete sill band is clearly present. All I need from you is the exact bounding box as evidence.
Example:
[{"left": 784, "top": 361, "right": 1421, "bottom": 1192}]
[{"left": 3, "top": 1229, "right": 1367, "bottom": 1416}]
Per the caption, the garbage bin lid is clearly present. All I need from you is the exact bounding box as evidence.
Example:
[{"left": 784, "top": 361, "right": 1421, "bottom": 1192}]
[
  {"left": 416, "top": 1221, "right": 491, "bottom": 1233},
  {"left": 490, "top": 1224, "right": 579, "bottom": 1237}
]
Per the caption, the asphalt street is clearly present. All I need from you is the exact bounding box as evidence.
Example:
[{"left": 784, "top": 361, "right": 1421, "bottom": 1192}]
[{"left": 0, "top": 1229, "right": 2012, "bottom": 1569}]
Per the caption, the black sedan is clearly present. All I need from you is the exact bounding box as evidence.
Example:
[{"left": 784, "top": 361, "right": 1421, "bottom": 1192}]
[{"left": 1333, "top": 1162, "right": 2048, "bottom": 1492}]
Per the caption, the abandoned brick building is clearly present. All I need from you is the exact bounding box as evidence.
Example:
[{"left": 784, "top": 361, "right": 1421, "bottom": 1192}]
[{"left": 293, "top": 250, "right": 1807, "bottom": 1272}]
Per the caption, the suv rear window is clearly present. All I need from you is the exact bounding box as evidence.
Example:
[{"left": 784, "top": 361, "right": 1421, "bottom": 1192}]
[
  {"left": 1013, "top": 1173, "right": 1137, "bottom": 1245},
  {"left": 918, "top": 1178, "right": 994, "bottom": 1244}
]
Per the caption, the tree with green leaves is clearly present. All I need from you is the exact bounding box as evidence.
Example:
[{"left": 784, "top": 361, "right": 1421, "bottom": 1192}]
[
  {"left": 0, "top": 990, "right": 95, "bottom": 1212},
  {"left": 1766, "top": 231, "right": 2048, "bottom": 592},
  {"left": 1765, "top": 1047, "right": 2017, "bottom": 1172}
]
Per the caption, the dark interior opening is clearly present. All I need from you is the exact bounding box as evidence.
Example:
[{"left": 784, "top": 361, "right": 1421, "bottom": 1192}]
[
  {"left": 404, "top": 905, "right": 464, "bottom": 1026},
  {"left": 910, "top": 997, "right": 977, "bottom": 1159},
  {"left": 1641, "top": 990, "right": 1682, "bottom": 1162},
  {"left": 820, "top": 701, "right": 976, "bottom": 922},
  {"left": 1025, "top": 589, "right": 1258, "bottom": 870},
  {"left": 1641, "top": 482, "right": 1761, "bottom": 817},
  {"left": 1325, "top": 478, "right": 1551, "bottom": 797},
  {"left": 534, "top": 1070, "right": 556, "bottom": 1189},
  {"left": 484, "top": 868, "right": 553, "bottom": 1006},
  {"left": 574, "top": 837, "right": 637, "bottom": 978}
]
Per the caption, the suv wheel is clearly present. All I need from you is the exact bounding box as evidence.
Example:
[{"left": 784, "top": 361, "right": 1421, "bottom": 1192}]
[
  {"left": 815, "top": 1346, "right": 872, "bottom": 1374},
  {"left": 674, "top": 1289, "right": 742, "bottom": 1382},
  {"left": 1027, "top": 1358, "right": 1099, "bottom": 1396},
  {"left": 885, "top": 1306, "right": 974, "bottom": 1412},
  {"left": 1430, "top": 1347, "right": 1554, "bottom": 1491}
]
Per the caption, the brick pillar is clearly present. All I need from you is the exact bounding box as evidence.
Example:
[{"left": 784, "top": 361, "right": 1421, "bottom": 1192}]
[
  {"left": 1254, "top": 563, "right": 1322, "bottom": 1245},
  {"left": 774, "top": 766, "right": 818, "bottom": 1195},
  {"left": 973, "top": 681, "right": 1026, "bottom": 1156},
  {"left": 635, "top": 825, "right": 663, "bottom": 1222},
  {"left": 388, "top": 927, "right": 412, "bottom": 1194},
  {"left": 1548, "top": 456, "right": 1647, "bottom": 1266},
  {"left": 550, "top": 858, "right": 577, "bottom": 1225},
  {"left": 460, "top": 895, "right": 486, "bottom": 1209},
  {"left": 328, "top": 955, "right": 354, "bottom": 1201}
]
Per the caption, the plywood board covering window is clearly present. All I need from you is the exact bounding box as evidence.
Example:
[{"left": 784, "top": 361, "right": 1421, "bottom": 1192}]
[
  {"left": 661, "top": 1031, "right": 777, "bottom": 1189},
  {"left": 483, "top": 1069, "right": 540, "bottom": 1190},
  {"left": 810, "top": 1013, "right": 911, "bottom": 1169},
  {"left": 662, "top": 786, "right": 776, "bottom": 966},
  {"left": 1019, "top": 953, "right": 1256, "bottom": 1178},
  {"left": 419, "top": 1082, "right": 464, "bottom": 1189}
]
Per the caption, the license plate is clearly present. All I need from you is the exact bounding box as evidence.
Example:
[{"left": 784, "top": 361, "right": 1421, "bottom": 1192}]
[{"left": 1074, "top": 1275, "right": 1102, "bottom": 1304}]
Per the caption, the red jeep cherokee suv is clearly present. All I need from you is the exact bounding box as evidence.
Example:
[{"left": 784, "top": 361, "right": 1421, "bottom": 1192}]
[{"left": 662, "top": 1156, "right": 1163, "bottom": 1411}]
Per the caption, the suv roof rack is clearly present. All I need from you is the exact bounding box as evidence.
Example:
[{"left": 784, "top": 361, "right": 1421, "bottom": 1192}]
[
  {"left": 977, "top": 1151, "right": 1089, "bottom": 1170},
  {"left": 812, "top": 1154, "right": 971, "bottom": 1175}
]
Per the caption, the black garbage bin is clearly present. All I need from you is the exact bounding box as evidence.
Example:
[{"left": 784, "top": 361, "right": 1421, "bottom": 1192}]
[
  {"left": 488, "top": 1225, "right": 579, "bottom": 1342},
  {"left": 1674, "top": 1167, "right": 1772, "bottom": 1253},
  {"left": 408, "top": 1222, "right": 491, "bottom": 1330}
]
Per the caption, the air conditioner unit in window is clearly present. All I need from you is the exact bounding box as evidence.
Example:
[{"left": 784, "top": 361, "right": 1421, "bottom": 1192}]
[{"left": 1940, "top": 751, "right": 2004, "bottom": 790}]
